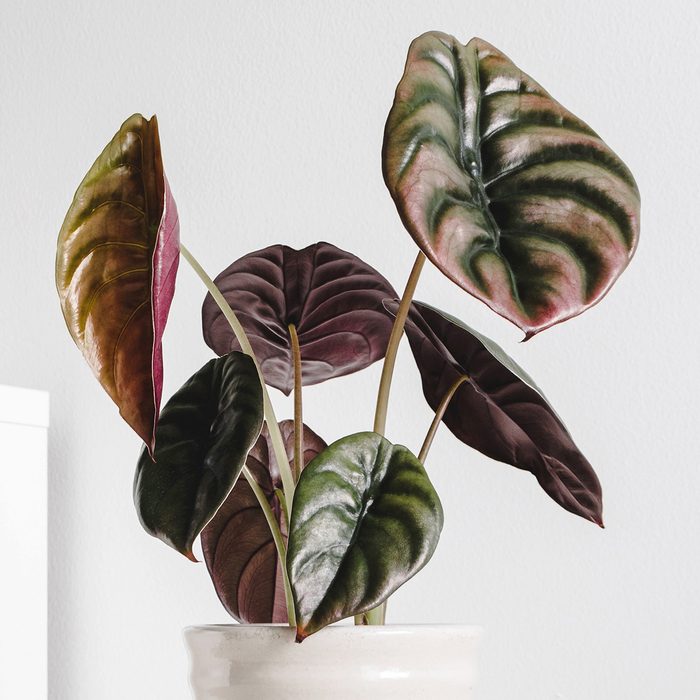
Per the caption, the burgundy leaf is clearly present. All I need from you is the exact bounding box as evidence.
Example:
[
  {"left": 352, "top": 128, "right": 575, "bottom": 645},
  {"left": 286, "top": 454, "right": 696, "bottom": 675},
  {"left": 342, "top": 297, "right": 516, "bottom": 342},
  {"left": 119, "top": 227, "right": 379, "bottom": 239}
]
[
  {"left": 395, "top": 300, "right": 603, "bottom": 525},
  {"left": 56, "top": 114, "right": 180, "bottom": 455},
  {"left": 201, "top": 421, "right": 326, "bottom": 623},
  {"left": 201, "top": 243, "right": 397, "bottom": 394}
]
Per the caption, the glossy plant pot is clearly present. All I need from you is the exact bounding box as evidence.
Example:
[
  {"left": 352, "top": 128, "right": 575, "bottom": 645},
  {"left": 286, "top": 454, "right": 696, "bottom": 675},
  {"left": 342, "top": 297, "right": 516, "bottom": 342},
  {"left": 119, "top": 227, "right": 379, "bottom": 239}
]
[{"left": 184, "top": 623, "right": 482, "bottom": 699}]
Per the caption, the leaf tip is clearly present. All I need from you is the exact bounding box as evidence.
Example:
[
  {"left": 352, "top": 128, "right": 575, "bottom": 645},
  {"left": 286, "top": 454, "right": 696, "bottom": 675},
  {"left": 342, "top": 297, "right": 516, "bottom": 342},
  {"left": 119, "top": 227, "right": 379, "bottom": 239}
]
[
  {"left": 587, "top": 509, "right": 604, "bottom": 528},
  {"left": 183, "top": 548, "right": 199, "bottom": 563}
]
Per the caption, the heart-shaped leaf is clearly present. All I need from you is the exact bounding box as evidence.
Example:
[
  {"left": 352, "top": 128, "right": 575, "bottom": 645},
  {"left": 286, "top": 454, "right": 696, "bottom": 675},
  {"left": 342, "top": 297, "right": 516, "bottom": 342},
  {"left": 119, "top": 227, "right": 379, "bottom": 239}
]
[
  {"left": 383, "top": 32, "right": 640, "bottom": 338},
  {"left": 201, "top": 420, "right": 326, "bottom": 623},
  {"left": 288, "top": 432, "right": 443, "bottom": 640},
  {"left": 201, "top": 242, "right": 397, "bottom": 394},
  {"left": 395, "top": 299, "right": 602, "bottom": 524},
  {"left": 56, "top": 113, "right": 180, "bottom": 454},
  {"left": 134, "top": 352, "right": 263, "bottom": 560}
]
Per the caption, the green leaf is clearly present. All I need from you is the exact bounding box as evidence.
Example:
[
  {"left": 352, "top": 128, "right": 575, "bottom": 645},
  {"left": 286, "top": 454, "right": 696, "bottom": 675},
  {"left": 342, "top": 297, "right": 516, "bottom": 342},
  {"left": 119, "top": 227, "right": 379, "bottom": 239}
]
[
  {"left": 287, "top": 432, "right": 443, "bottom": 640},
  {"left": 383, "top": 33, "right": 640, "bottom": 338},
  {"left": 134, "top": 352, "right": 263, "bottom": 560}
]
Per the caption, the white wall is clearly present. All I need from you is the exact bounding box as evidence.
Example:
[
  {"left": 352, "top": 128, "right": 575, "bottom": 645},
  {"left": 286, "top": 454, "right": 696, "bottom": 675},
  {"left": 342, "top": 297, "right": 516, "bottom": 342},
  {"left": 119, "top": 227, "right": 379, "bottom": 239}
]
[
  {"left": 2, "top": 1, "right": 698, "bottom": 698},
  {"left": 0, "top": 386, "right": 49, "bottom": 699}
]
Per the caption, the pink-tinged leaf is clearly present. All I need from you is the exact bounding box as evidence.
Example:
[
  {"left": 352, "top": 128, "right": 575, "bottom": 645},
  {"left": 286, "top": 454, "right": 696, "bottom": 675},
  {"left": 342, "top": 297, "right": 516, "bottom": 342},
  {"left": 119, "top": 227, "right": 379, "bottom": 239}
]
[
  {"left": 201, "top": 421, "right": 326, "bottom": 623},
  {"left": 56, "top": 114, "right": 180, "bottom": 454},
  {"left": 201, "top": 243, "right": 397, "bottom": 395},
  {"left": 392, "top": 300, "right": 603, "bottom": 525},
  {"left": 383, "top": 32, "right": 640, "bottom": 338},
  {"left": 150, "top": 176, "right": 180, "bottom": 445}
]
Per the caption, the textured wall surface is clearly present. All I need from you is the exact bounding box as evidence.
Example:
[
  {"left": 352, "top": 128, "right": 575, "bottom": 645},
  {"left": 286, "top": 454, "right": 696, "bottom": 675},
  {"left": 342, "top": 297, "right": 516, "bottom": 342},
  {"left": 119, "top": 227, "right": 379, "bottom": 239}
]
[{"left": 2, "top": 1, "right": 698, "bottom": 698}]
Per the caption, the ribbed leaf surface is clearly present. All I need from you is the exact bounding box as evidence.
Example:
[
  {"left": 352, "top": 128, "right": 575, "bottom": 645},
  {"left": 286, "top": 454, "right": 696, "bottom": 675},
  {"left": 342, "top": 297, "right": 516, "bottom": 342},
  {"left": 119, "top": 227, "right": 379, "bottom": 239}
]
[
  {"left": 201, "top": 421, "right": 326, "bottom": 623},
  {"left": 56, "top": 113, "right": 180, "bottom": 454},
  {"left": 398, "top": 300, "right": 602, "bottom": 525},
  {"left": 288, "top": 432, "right": 443, "bottom": 640},
  {"left": 202, "top": 242, "right": 397, "bottom": 394},
  {"left": 383, "top": 32, "right": 640, "bottom": 337},
  {"left": 134, "top": 353, "right": 263, "bottom": 559}
]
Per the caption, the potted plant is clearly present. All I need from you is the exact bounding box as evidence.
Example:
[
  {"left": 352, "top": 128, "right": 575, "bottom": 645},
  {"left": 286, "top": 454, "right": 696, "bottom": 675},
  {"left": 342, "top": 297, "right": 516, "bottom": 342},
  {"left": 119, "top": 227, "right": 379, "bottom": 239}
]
[{"left": 55, "top": 31, "right": 639, "bottom": 699}]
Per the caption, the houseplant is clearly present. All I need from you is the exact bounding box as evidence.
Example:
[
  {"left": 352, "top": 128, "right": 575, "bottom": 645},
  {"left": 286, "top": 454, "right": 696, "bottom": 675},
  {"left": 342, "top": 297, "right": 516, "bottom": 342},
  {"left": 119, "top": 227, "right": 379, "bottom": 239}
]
[{"left": 55, "top": 30, "right": 639, "bottom": 698}]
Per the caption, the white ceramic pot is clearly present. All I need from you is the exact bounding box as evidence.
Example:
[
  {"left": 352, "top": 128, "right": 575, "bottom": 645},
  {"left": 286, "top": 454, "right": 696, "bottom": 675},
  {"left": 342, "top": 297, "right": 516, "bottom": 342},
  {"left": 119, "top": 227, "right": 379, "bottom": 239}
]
[{"left": 184, "top": 623, "right": 481, "bottom": 699}]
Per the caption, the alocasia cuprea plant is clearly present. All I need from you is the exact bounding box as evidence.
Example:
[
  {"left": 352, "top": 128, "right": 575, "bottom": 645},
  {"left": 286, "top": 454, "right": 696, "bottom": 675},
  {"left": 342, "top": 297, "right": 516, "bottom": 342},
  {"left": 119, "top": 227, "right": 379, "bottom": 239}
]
[{"left": 55, "top": 31, "right": 639, "bottom": 642}]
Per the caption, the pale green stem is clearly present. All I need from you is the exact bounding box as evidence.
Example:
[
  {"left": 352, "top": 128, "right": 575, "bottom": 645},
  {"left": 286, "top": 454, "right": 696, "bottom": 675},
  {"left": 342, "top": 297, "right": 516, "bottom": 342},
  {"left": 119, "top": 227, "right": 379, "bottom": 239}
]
[
  {"left": 355, "top": 604, "right": 385, "bottom": 626},
  {"left": 242, "top": 466, "right": 296, "bottom": 627},
  {"left": 288, "top": 324, "right": 303, "bottom": 482},
  {"left": 275, "top": 487, "right": 290, "bottom": 529},
  {"left": 179, "top": 243, "right": 296, "bottom": 514},
  {"left": 372, "top": 252, "right": 426, "bottom": 435},
  {"left": 355, "top": 252, "right": 426, "bottom": 627},
  {"left": 417, "top": 375, "right": 470, "bottom": 464}
]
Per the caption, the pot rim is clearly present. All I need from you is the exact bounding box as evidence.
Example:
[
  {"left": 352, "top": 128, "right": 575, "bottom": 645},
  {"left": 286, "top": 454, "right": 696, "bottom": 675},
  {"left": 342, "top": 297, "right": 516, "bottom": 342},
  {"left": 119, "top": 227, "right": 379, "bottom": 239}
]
[{"left": 184, "top": 623, "right": 483, "bottom": 635}]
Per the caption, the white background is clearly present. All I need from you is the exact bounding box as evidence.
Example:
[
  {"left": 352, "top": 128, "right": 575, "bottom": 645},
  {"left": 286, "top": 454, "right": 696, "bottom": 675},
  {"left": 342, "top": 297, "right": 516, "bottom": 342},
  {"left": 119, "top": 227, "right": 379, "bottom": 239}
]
[{"left": 2, "top": 1, "right": 699, "bottom": 698}]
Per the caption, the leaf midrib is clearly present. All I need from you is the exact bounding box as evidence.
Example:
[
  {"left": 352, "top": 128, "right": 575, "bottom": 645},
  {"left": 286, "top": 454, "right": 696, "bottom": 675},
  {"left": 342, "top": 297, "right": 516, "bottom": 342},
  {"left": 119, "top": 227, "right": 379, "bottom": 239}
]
[
  {"left": 306, "top": 437, "right": 390, "bottom": 622},
  {"left": 454, "top": 37, "right": 502, "bottom": 247}
]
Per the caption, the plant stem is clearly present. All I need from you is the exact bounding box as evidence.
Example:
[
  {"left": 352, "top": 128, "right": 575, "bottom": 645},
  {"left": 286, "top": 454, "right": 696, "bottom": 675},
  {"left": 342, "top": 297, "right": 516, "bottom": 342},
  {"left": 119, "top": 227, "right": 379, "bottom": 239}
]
[
  {"left": 242, "top": 466, "right": 296, "bottom": 627},
  {"left": 418, "top": 375, "right": 470, "bottom": 464},
  {"left": 355, "top": 252, "right": 426, "bottom": 627},
  {"left": 275, "top": 488, "right": 290, "bottom": 530},
  {"left": 179, "top": 243, "right": 296, "bottom": 515},
  {"left": 373, "top": 252, "right": 426, "bottom": 435},
  {"left": 288, "top": 323, "right": 303, "bottom": 482},
  {"left": 355, "top": 604, "right": 385, "bottom": 626}
]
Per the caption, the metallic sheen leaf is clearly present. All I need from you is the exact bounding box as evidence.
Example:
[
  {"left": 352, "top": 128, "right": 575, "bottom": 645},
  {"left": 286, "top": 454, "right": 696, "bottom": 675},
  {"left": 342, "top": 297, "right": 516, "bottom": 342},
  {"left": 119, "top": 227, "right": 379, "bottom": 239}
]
[
  {"left": 134, "top": 352, "right": 263, "bottom": 560},
  {"left": 56, "top": 113, "right": 180, "bottom": 454},
  {"left": 201, "top": 421, "right": 326, "bottom": 623},
  {"left": 383, "top": 32, "right": 640, "bottom": 338},
  {"left": 398, "top": 299, "right": 602, "bottom": 525},
  {"left": 288, "top": 432, "right": 443, "bottom": 640},
  {"left": 201, "top": 242, "right": 397, "bottom": 394}
]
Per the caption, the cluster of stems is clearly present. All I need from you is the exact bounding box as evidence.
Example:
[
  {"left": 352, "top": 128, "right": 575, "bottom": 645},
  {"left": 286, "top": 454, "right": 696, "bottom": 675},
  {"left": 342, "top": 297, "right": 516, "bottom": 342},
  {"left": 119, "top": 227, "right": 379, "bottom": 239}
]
[{"left": 181, "top": 243, "right": 465, "bottom": 629}]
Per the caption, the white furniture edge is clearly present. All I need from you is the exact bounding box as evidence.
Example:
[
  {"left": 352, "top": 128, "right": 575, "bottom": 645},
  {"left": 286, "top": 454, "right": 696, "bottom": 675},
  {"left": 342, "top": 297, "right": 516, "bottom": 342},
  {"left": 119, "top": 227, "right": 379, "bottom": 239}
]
[{"left": 0, "top": 384, "right": 49, "bottom": 427}]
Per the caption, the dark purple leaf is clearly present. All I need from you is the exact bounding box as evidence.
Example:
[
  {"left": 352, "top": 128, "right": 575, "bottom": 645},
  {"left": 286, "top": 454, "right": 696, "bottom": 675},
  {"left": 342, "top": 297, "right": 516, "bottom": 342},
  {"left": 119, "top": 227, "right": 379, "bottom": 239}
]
[
  {"left": 395, "top": 300, "right": 603, "bottom": 525},
  {"left": 201, "top": 243, "right": 397, "bottom": 394},
  {"left": 201, "top": 421, "right": 326, "bottom": 623}
]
